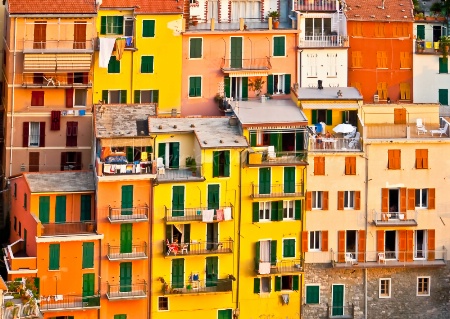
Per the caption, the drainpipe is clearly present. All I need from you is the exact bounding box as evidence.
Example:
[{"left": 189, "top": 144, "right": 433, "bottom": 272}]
[
  {"left": 148, "top": 177, "right": 154, "bottom": 319},
  {"left": 364, "top": 145, "right": 369, "bottom": 319},
  {"left": 235, "top": 148, "right": 245, "bottom": 317},
  {"left": 9, "top": 18, "right": 17, "bottom": 178}
]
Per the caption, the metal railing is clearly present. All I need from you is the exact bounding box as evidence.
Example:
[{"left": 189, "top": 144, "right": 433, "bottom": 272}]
[
  {"left": 41, "top": 221, "right": 96, "bottom": 236},
  {"left": 22, "top": 73, "right": 93, "bottom": 87},
  {"left": 327, "top": 303, "right": 354, "bottom": 318},
  {"left": 415, "top": 40, "right": 440, "bottom": 54},
  {"left": 24, "top": 39, "right": 95, "bottom": 51},
  {"left": 164, "top": 205, "right": 233, "bottom": 222},
  {"left": 221, "top": 57, "right": 271, "bottom": 71},
  {"left": 294, "top": 0, "right": 338, "bottom": 11},
  {"left": 40, "top": 295, "right": 100, "bottom": 311},
  {"left": 255, "top": 258, "right": 304, "bottom": 274},
  {"left": 248, "top": 150, "right": 308, "bottom": 165},
  {"left": 101, "top": 162, "right": 154, "bottom": 176},
  {"left": 309, "top": 137, "right": 362, "bottom": 151},
  {"left": 163, "top": 279, "right": 233, "bottom": 295},
  {"left": 299, "top": 35, "right": 348, "bottom": 47},
  {"left": 106, "top": 281, "right": 147, "bottom": 300},
  {"left": 107, "top": 242, "right": 147, "bottom": 260},
  {"left": 108, "top": 205, "right": 149, "bottom": 222},
  {"left": 372, "top": 210, "right": 418, "bottom": 226},
  {"left": 251, "top": 183, "right": 304, "bottom": 198},
  {"left": 163, "top": 239, "right": 233, "bottom": 256},
  {"left": 157, "top": 165, "right": 204, "bottom": 181}
]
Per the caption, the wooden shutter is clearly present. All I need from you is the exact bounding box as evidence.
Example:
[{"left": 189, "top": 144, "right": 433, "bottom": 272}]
[
  {"left": 408, "top": 188, "right": 415, "bottom": 210},
  {"left": 292, "top": 275, "right": 299, "bottom": 291},
  {"left": 75, "top": 152, "right": 82, "bottom": 170},
  {"left": 337, "top": 191, "right": 344, "bottom": 210},
  {"left": 376, "top": 230, "right": 384, "bottom": 253},
  {"left": 381, "top": 188, "right": 389, "bottom": 212},
  {"left": 406, "top": 230, "right": 413, "bottom": 262},
  {"left": 302, "top": 231, "right": 308, "bottom": 252},
  {"left": 322, "top": 191, "right": 328, "bottom": 210},
  {"left": 100, "top": 16, "right": 107, "bottom": 34},
  {"left": 267, "top": 75, "right": 274, "bottom": 95},
  {"left": 74, "top": 22, "right": 87, "bottom": 49},
  {"left": 355, "top": 191, "right": 361, "bottom": 210},
  {"left": 428, "top": 229, "right": 435, "bottom": 261},
  {"left": 224, "top": 151, "right": 230, "bottom": 177},
  {"left": 400, "top": 188, "right": 406, "bottom": 212},
  {"left": 213, "top": 151, "right": 219, "bottom": 177},
  {"left": 134, "top": 90, "right": 141, "bottom": 103},
  {"left": 314, "top": 156, "right": 324, "bottom": 175},
  {"left": 255, "top": 241, "right": 260, "bottom": 263},
  {"left": 428, "top": 188, "right": 435, "bottom": 209},
  {"left": 50, "top": 110, "right": 61, "bottom": 130},
  {"left": 284, "top": 74, "right": 291, "bottom": 94},
  {"left": 337, "top": 231, "right": 345, "bottom": 262},
  {"left": 60, "top": 152, "right": 66, "bottom": 170},
  {"left": 270, "top": 240, "right": 277, "bottom": 265},
  {"left": 295, "top": 200, "right": 301, "bottom": 220},
  {"left": 306, "top": 191, "right": 312, "bottom": 211},
  {"left": 358, "top": 230, "right": 365, "bottom": 262},
  {"left": 39, "top": 122, "right": 45, "bottom": 147},
  {"left": 326, "top": 110, "right": 332, "bottom": 125},
  {"left": 23, "top": 122, "right": 29, "bottom": 147},
  {"left": 321, "top": 230, "right": 328, "bottom": 252},
  {"left": 274, "top": 276, "right": 281, "bottom": 291},
  {"left": 398, "top": 230, "right": 406, "bottom": 262},
  {"left": 241, "top": 77, "right": 248, "bottom": 99},
  {"left": 120, "top": 90, "right": 127, "bottom": 103},
  {"left": 102, "top": 90, "right": 108, "bottom": 103},
  {"left": 252, "top": 202, "right": 259, "bottom": 222},
  {"left": 66, "top": 89, "right": 74, "bottom": 108},
  {"left": 253, "top": 278, "right": 260, "bottom": 294}
]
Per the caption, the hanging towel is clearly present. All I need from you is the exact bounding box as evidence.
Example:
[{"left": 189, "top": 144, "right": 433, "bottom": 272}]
[
  {"left": 259, "top": 262, "right": 271, "bottom": 275},
  {"left": 120, "top": 165, "right": 127, "bottom": 173},
  {"left": 125, "top": 36, "right": 133, "bottom": 47},
  {"left": 113, "top": 38, "right": 126, "bottom": 61},
  {"left": 223, "top": 207, "right": 232, "bottom": 221},
  {"left": 99, "top": 37, "right": 116, "bottom": 68},
  {"left": 216, "top": 209, "right": 224, "bottom": 221},
  {"left": 202, "top": 209, "right": 214, "bottom": 222}
]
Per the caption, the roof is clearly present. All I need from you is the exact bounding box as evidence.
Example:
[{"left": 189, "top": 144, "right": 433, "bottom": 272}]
[
  {"left": 7, "top": 0, "right": 97, "bottom": 14},
  {"left": 233, "top": 99, "right": 308, "bottom": 126},
  {"left": 24, "top": 171, "right": 95, "bottom": 193},
  {"left": 301, "top": 102, "right": 360, "bottom": 110},
  {"left": 149, "top": 117, "right": 248, "bottom": 148},
  {"left": 344, "top": 0, "right": 414, "bottom": 22},
  {"left": 296, "top": 87, "right": 363, "bottom": 100},
  {"left": 100, "top": 0, "right": 183, "bottom": 14},
  {"left": 0, "top": 276, "right": 7, "bottom": 291},
  {"left": 96, "top": 104, "right": 156, "bottom": 138}
]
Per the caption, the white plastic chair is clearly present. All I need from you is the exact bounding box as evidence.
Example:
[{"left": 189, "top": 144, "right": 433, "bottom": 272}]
[
  {"left": 345, "top": 253, "right": 355, "bottom": 265},
  {"left": 157, "top": 157, "right": 165, "bottom": 175},
  {"left": 267, "top": 146, "right": 276, "bottom": 161},
  {"left": 430, "top": 122, "right": 449, "bottom": 137},
  {"left": 378, "top": 252, "right": 386, "bottom": 264},
  {"left": 416, "top": 118, "right": 427, "bottom": 135}
]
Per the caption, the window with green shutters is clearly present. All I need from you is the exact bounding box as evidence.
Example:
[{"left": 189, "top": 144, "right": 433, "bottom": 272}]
[
  {"left": 80, "top": 194, "right": 91, "bottom": 221},
  {"left": 439, "top": 58, "right": 448, "bottom": 73},
  {"left": 189, "top": 76, "right": 202, "bottom": 97},
  {"left": 306, "top": 285, "right": 320, "bottom": 304},
  {"left": 55, "top": 195, "right": 66, "bottom": 223},
  {"left": 275, "top": 275, "right": 299, "bottom": 291},
  {"left": 416, "top": 25, "right": 425, "bottom": 41},
  {"left": 49, "top": 244, "right": 60, "bottom": 270},
  {"left": 114, "top": 315, "right": 127, "bottom": 319},
  {"left": 213, "top": 151, "right": 230, "bottom": 177},
  {"left": 107, "top": 56, "right": 120, "bottom": 73},
  {"left": 82, "top": 242, "right": 94, "bottom": 269},
  {"left": 141, "top": 56, "right": 154, "bottom": 73},
  {"left": 190, "top": 38, "right": 202, "bottom": 58},
  {"left": 100, "top": 16, "right": 124, "bottom": 35},
  {"left": 39, "top": 196, "right": 50, "bottom": 224},
  {"left": 439, "top": 89, "right": 448, "bottom": 105},
  {"left": 283, "top": 238, "right": 295, "bottom": 257},
  {"left": 82, "top": 273, "right": 95, "bottom": 297},
  {"left": 142, "top": 20, "right": 155, "bottom": 37},
  {"left": 273, "top": 36, "right": 286, "bottom": 56},
  {"left": 271, "top": 201, "right": 283, "bottom": 221},
  {"left": 134, "top": 90, "right": 159, "bottom": 103}
]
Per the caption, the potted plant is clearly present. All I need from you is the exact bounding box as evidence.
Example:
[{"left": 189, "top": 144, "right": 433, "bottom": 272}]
[
  {"left": 5, "top": 300, "right": 15, "bottom": 308},
  {"left": 440, "top": 36, "right": 450, "bottom": 61},
  {"left": 248, "top": 77, "right": 265, "bottom": 97},
  {"left": 430, "top": 2, "right": 443, "bottom": 17},
  {"left": 416, "top": 37, "right": 425, "bottom": 53},
  {"left": 267, "top": 11, "right": 280, "bottom": 29},
  {"left": 185, "top": 156, "right": 197, "bottom": 175},
  {"left": 214, "top": 93, "right": 225, "bottom": 110}
]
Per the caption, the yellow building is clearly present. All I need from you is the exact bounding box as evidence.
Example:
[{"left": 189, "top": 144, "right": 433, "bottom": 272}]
[{"left": 93, "top": 0, "right": 183, "bottom": 117}]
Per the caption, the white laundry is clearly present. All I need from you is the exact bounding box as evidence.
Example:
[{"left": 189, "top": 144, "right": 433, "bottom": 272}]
[
  {"left": 223, "top": 207, "right": 232, "bottom": 221},
  {"left": 99, "top": 37, "right": 116, "bottom": 68},
  {"left": 202, "top": 209, "right": 214, "bottom": 222},
  {"left": 259, "top": 262, "right": 271, "bottom": 275}
]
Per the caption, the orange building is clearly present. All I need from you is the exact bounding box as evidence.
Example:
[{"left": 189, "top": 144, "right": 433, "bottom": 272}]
[
  {"left": 4, "top": 171, "right": 102, "bottom": 319},
  {"left": 346, "top": 0, "right": 414, "bottom": 104}
]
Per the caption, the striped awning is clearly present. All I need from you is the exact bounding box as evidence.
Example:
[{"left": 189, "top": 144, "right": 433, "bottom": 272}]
[
  {"left": 301, "top": 102, "right": 360, "bottom": 110},
  {"left": 226, "top": 70, "right": 270, "bottom": 77},
  {"left": 23, "top": 53, "right": 92, "bottom": 73}
]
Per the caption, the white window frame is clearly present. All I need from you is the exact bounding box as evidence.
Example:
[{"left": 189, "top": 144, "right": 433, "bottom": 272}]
[
  {"left": 29, "top": 122, "right": 40, "bottom": 147},
  {"left": 305, "top": 284, "right": 320, "bottom": 304},
  {"left": 188, "top": 76, "right": 202, "bottom": 98},
  {"left": 272, "top": 74, "right": 286, "bottom": 94},
  {"left": 312, "top": 191, "right": 323, "bottom": 210},
  {"left": 280, "top": 275, "right": 294, "bottom": 291},
  {"left": 327, "top": 53, "right": 337, "bottom": 78},
  {"left": 344, "top": 191, "right": 355, "bottom": 209},
  {"left": 379, "top": 278, "right": 391, "bottom": 298},
  {"left": 189, "top": 37, "right": 203, "bottom": 59},
  {"left": 309, "top": 231, "right": 321, "bottom": 251},
  {"left": 414, "top": 230, "right": 427, "bottom": 260},
  {"left": 417, "top": 276, "right": 430, "bottom": 296},
  {"left": 282, "top": 237, "right": 296, "bottom": 258},
  {"left": 283, "top": 200, "right": 294, "bottom": 220},
  {"left": 415, "top": 188, "right": 428, "bottom": 209},
  {"left": 157, "top": 296, "right": 169, "bottom": 311},
  {"left": 259, "top": 201, "right": 271, "bottom": 221},
  {"left": 74, "top": 89, "right": 87, "bottom": 107}
]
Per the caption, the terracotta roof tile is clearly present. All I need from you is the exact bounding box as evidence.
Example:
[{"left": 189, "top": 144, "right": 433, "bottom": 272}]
[
  {"left": 100, "top": 0, "right": 183, "bottom": 14},
  {"left": 8, "top": 0, "right": 97, "bottom": 14},
  {"left": 344, "top": 0, "right": 414, "bottom": 22}
]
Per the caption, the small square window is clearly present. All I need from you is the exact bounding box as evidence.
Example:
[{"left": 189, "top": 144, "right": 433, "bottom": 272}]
[
  {"left": 379, "top": 278, "right": 391, "bottom": 298},
  {"left": 158, "top": 296, "right": 169, "bottom": 311},
  {"left": 415, "top": 189, "right": 428, "bottom": 208},
  {"left": 309, "top": 231, "right": 321, "bottom": 251},
  {"left": 417, "top": 277, "right": 430, "bottom": 296},
  {"left": 259, "top": 202, "right": 270, "bottom": 221}
]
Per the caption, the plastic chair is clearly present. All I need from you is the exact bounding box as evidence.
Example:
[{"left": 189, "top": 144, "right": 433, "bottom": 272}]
[
  {"left": 345, "top": 253, "right": 355, "bottom": 265},
  {"left": 378, "top": 252, "right": 386, "bottom": 264}
]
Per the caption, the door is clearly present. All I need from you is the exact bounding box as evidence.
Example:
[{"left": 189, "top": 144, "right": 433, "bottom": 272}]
[
  {"left": 172, "top": 186, "right": 185, "bottom": 217},
  {"left": 230, "top": 37, "right": 242, "bottom": 68},
  {"left": 121, "top": 185, "right": 133, "bottom": 215},
  {"left": 205, "top": 256, "right": 218, "bottom": 287},
  {"left": 39, "top": 196, "right": 50, "bottom": 224},
  {"left": 55, "top": 196, "right": 66, "bottom": 223},
  {"left": 82, "top": 273, "right": 95, "bottom": 298},
  {"left": 80, "top": 194, "right": 91, "bottom": 221},
  {"left": 171, "top": 259, "right": 184, "bottom": 288},
  {"left": 169, "top": 142, "right": 180, "bottom": 168},
  {"left": 207, "top": 223, "right": 218, "bottom": 250},
  {"left": 33, "top": 21, "right": 46, "bottom": 49},
  {"left": 120, "top": 224, "right": 132, "bottom": 254},
  {"left": 74, "top": 22, "right": 87, "bottom": 49},
  {"left": 394, "top": 108, "right": 406, "bottom": 124},
  {"left": 415, "top": 230, "right": 426, "bottom": 259},
  {"left": 284, "top": 167, "right": 295, "bottom": 194},
  {"left": 332, "top": 284, "right": 344, "bottom": 316},
  {"left": 119, "top": 262, "right": 132, "bottom": 292},
  {"left": 207, "top": 184, "right": 220, "bottom": 213},
  {"left": 29, "top": 152, "right": 39, "bottom": 172},
  {"left": 259, "top": 168, "right": 271, "bottom": 195}
]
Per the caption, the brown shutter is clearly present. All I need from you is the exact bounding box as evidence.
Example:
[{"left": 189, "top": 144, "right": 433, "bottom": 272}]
[
  {"left": 408, "top": 188, "right": 415, "bottom": 210},
  {"left": 415, "top": 149, "right": 422, "bottom": 169},
  {"left": 322, "top": 191, "right": 328, "bottom": 210},
  {"left": 23, "top": 122, "right": 29, "bottom": 147},
  {"left": 60, "top": 152, "right": 66, "bottom": 170},
  {"left": 50, "top": 110, "right": 61, "bottom": 131},
  {"left": 351, "top": 157, "right": 356, "bottom": 174},
  {"left": 406, "top": 230, "right": 413, "bottom": 262},
  {"left": 358, "top": 230, "right": 365, "bottom": 262},
  {"left": 301, "top": 231, "right": 308, "bottom": 253},
  {"left": 66, "top": 88, "right": 74, "bottom": 108},
  {"left": 39, "top": 122, "right": 45, "bottom": 147},
  {"left": 75, "top": 152, "right": 82, "bottom": 170},
  {"left": 428, "top": 188, "right": 435, "bottom": 209},
  {"left": 395, "top": 150, "right": 401, "bottom": 169},
  {"left": 398, "top": 230, "right": 406, "bottom": 262},
  {"left": 337, "top": 191, "right": 344, "bottom": 210},
  {"left": 321, "top": 230, "right": 328, "bottom": 252},
  {"left": 355, "top": 191, "right": 361, "bottom": 210},
  {"left": 381, "top": 188, "right": 389, "bottom": 212},
  {"left": 428, "top": 229, "right": 435, "bottom": 261},
  {"left": 67, "top": 73, "right": 74, "bottom": 84},
  {"left": 376, "top": 230, "right": 384, "bottom": 253},
  {"left": 74, "top": 21, "right": 87, "bottom": 49},
  {"left": 400, "top": 187, "right": 406, "bottom": 212},
  {"left": 338, "top": 230, "right": 345, "bottom": 262},
  {"left": 306, "top": 191, "right": 311, "bottom": 211}
]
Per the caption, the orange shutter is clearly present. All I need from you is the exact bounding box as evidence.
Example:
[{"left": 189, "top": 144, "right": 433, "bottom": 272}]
[
  {"left": 302, "top": 231, "right": 308, "bottom": 253},
  {"left": 406, "top": 230, "right": 413, "bottom": 262},
  {"left": 355, "top": 191, "right": 361, "bottom": 210},
  {"left": 337, "top": 191, "right": 344, "bottom": 210},
  {"left": 422, "top": 149, "right": 428, "bottom": 169},
  {"left": 393, "top": 23, "right": 398, "bottom": 37},
  {"left": 381, "top": 82, "right": 388, "bottom": 100},
  {"left": 381, "top": 188, "right": 389, "bottom": 212},
  {"left": 345, "top": 157, "right": 350, "bottom": 175},
  {"left": 398, "top": 230, "right": 406, "bottom": 262},
  {"left": 377, "top": 82, "right": 383, "bottom": 97},
  {"left": 322, "top": 191, "right": 328, "bottom": 210},
  {"left": 306, "top": 191, "right": 312, "bottom": 211},
  {"left": 352, "top": 52, "right": 358, "bottom": 68},
  {"left": 321, "top": 230, "right": 328, "bottom": 252},
  {"left": 394, "top": 150, "right": 401, "bottom": 169},
  {"left": 351, "top": 157, "right": 356, "bottom": 174},
  {"left": 381, "top": 51, "right": 387, "bottom": 68},
  {"left": 358, "top": 230, "right": 365, "bottom": 262},
  {"left": 428, "top": 188, "right": 435, "bottom": 209},
  {"left": 400, "top": 188, "right": 406, "bottom": 212},
  {"left": 428, "top": 229, "right": 435, "bottom": 261},
  {"left": 376, "top": 51, "right": 382, "bottom": 67},
  {"left": 376, "top": 230, "right": 384, "bottom": 253},
  {"left": 387, "top": 150, "right": 393, "bottom": 169},
  {"left": 408, "top": 188, "right": 415, "bottom": 210},
  {"left": 319, "top": 157, "right": 325, "bottom": 175},
  {"left": 338, "top": 230, "right": 345, "bottom": 262},
  {"left": 415, "top": 149, "right": 422, "bottom": 169}
]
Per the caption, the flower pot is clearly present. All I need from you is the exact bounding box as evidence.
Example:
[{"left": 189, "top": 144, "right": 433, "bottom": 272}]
[{"left": 273, "top": 20, "right": 279, "bottom": 29}]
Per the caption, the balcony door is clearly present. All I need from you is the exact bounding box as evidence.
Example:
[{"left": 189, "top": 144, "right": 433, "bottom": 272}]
[
  {"left": 172, "top": 186, "right": 185, "bottom": 217},
  {"left": 121, "top": 185, "right": 133, "bottom": 215},
  {"left": 171, "top": 259, "right": 184, "bottom": 288},
  {"left": 206, "top": 223, "right": 218, "bottom": 250},
  {"left": 230, "top": 37, "right": 242, "bottom": 68},
  {"left": 284, "top": 167, "right": 295, "bottom": 194},
  {"left": 120, "top": 224, "right": 132, "bottom": 254},
  {"left": 33, "top": 21, "right": 46, "bottom": 49},
  {"left": 158, "top": 142, "right": 179, "bottom": 169},
  {"left": 119, "top": 262, "right": 132, "bottom": 292},
  {"left": 55, "top": 196, "right": 66, "bottom": 223},
  {"left": 207, "top": 184, "right": 220, "bottom": 213},
  {"left": 205, "top": 256, "right": 218, "bottom": 287},
  {"left": 332, "top": 284, "right": 344, "bottom": 316},
  {"left": 82, "top": 273, "right": 95, "bottom": 299},
  {"left": 415, "top": 230, "right": 426, "bottom": 259},
  {"left": 74, "top": 21, "right": 87, "bottom": 49},
  {"left": 259, "top": 168, "right": 271, "bottom": 195}
]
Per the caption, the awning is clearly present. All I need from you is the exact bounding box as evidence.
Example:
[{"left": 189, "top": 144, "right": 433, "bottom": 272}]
[
  {"left": 223, "top": 70, "right": 270, "bottom": 77},
  {"left": 300, "top": 102, "right": 360, "bottom": 110},
  {"left": 23, "top": 53, "right": 92, "bottom": 73}
]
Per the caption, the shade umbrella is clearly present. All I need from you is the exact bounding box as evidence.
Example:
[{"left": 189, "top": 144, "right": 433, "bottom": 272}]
[{"left": 333, "top": 123, "right": 355, "bottom": 134}]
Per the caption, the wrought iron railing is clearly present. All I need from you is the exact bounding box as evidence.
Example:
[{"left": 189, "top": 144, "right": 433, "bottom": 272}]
[
  {"left": 221, "top": 57, "right": 271, "bottom": 71},
  {"left": 372, "top": 210, "right": 418, "bottom": 226},
  {"left": 163, "top": 239, "right": 233, "bottom": 256},
  {"left": 22, "top": 73, "right": 93, "bottom": 87},
  {"left": 24, "top": 39, "right": 95, "bottom": 51},
  {"left": 156, "top": 165, "right": 204, "bottom": 181},
  {"left": 41, "top": 221, "right": 96, "bottom": 236},
  {"left": 106, "top": 281, "right": 147, "bottom": 299},
  {"left": 108, "top": 205, "right": 149, "bottom": 222},
  {"left": 164, "top": 205, "right": 233, "bottom": 222},
  {"left": 294, "top": 0, "right": 338, "bottom": 11},
  {"left": 107, "top": 242, "right": 147, "bottom": 260},
  {"left": 251, "top": 183, "right": 304, "bottom": 198},
  {"left": 163, "top": 279, "right": 232, "bottom": 295},
  {"left": 255, "top": 258, "right": 304, "bottom": 274}
]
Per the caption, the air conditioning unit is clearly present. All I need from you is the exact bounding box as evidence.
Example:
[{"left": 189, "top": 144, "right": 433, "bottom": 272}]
[{"left": 373, "top": 94, "right": 379, "bottom": 103}]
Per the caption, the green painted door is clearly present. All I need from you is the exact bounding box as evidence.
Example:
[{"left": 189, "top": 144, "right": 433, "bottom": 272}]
[
  {"left": 332, "top": 284, "right": 344, "bottom": 316},
  {"left": 218, "top": 309, "right": 232, "bottom": 319},
  {"left": 284, "top": 167, "right": 295, "bottom": 194},
  {"left": 121, "top": 185, "right": 133, "bottom": 215},
  {"left": 158, "top": 143, "right": 166, "bottom": 165},
  {"left": 439, "top": 89, "right": 448, "bottom": 105},
  {"left": 206, "top": 256, "right": 218, "bottom": 287},
  {"left": 119, "top": 262, "right": 132, "bottom": 292},
  {"left": 55, "top": 195, "right": 66, "bottom": 223},
  {"left": 230, "top": 37, "right": 242, "bottom": 68},
  {"left": 259, "top": 168, "right": 271, "bottom": 195},
  {"left": 82, "top": 273, "right": 95, "bottom": 297},
  {"left": 120, "top": 224, "right": 132, "bottom": 254},
  {"left": 80, "top": 194, "right": 91, "bottom": 221},
  {"left": 207, "top": 184, "right": 220, "bottom": 213},
  {"left": 171, "top": 259, "right": 184, "bottom": 288},
  {"left": 169, "top": 142, "right": 180, "bottom": 168},
  {"left": 39, "top": 196, "right": 49, "bottom": 224},
  {"left": 207, "top": 223, "right": 218, "bottom": 250},
  {"left": 172, "top": 186, "right": 185, "bottom": 217}
]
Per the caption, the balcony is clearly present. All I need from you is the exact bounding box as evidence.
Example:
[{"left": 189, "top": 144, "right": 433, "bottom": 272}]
[
  {"left": 23, "top": 39, "right": 95, "bottom": 53},
  {"left": 415, "top": 40, "right": 441, "bottom": 55},
  {"left": 3, "top": 240, "right": 37, "bottom": 274},
  {"left": 163, "top": 279, "right": 233, "bottom": 295},
  {"left": 95, "top": 36, "right": 136, "bottom": 50},
  {"left": 186, "top": 17, "right": 294, "bottom": 32},
  {"left": 309, "top": 137, "right": 362, "bottom": 152},
  {"left": 22, "top": 73, "right": 93, "bottom": 88},
  {"left": 106, "top": 281, "right": 147, "bottom": 300},
  {"left": 108, "top": 205, "right": 149, "bottom": 223},
  {"left": 100, "top": 161, "right": 155, "bottom": 177},
  {"left": 39, "top": 295, "right": 100, "bottom": 312},
  {"left": 294, "top": 0, "right": 338, "bottom": 11},
  {"left": 156, "top": 165, "right": 205, "bottom": 182},
  {"left": 372, "top": 211, "right": 418, "bottom": 227},
  {"left": 221, "top": 57, "right": 272, "bottom": 73},
  {"left": 165, "top": 205, "right": 233, "bottom": 223},
  {"left": 251, "top": 183, "right": 304, "bottom": 198},
  {"left": 163, "top": 239, "right": 233, "bottom": 257},
  {"left": 326, "top": 304, "right": 354, "bottom": 319},
  {"left": 107, "top": 242, "right": 147, "bottom": 261},
  {"left": 247, "top": 149, "right": 308, "bottom": 166},
  {"left": 40, "top": 221, "right": 96, "bottom": 236},
  {"left": 299, "top": 35, "right": 349, "bottom": 48},
  {"left": 255, "top": 258, "right": 304, "bottom": 274}
]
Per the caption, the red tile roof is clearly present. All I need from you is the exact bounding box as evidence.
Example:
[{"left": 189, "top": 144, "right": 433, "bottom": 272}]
[
  {"left": 8, "top": 0, "right": 97, "bottom": 14},
  {"left": 100, "top": 0, "right": 183, "bottom": 14},
  {"left": 344, "top": 0, "right": 414, "bottom": 22}
]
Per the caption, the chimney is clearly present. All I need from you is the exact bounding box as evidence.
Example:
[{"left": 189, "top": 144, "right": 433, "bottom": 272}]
[
  {"left": 382, "top": 0, "right": 385, "bottom": 9},
  {"left": 318, "top": 80, "right": 323, "bottom": 90}
]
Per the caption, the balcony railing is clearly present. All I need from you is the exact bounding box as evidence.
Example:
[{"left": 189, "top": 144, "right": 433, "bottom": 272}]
[
  {"left": 108, "top": 205, "right": 149, "bottom": 223},
  {"left": 107, "top": 242, "right": 147, "bottom": 261},
  {"left": 101, "top": 161, "right": 154, "bottom": 176},
  {"left": 163, "top": 239, "right": 233, "bottom": 257},
  {"left": 327, "top": 304, "right": 354, "bottom": 319},
  {"left": 299, "top": 35, "right": 348, "bottom": 47},
  {"left": 163, "top": 279, "right": 233, "bottom": 295},
  {"left": 95, "top": 36, "right": 135, "bottom": 50},
  {"left": 3, "top": 241, "right": 37, "bottom": 272},
  {"left": 415, "top": 40, "right": 440, "bottom": 54},
  {"left": 251, "top": 183, "right": 304, "bottom": 198},
  {"left": 165, "top": 205, "right": 233, "bottom": 222},
  {"left": 221, "top": 57, "right": 272, "bottom": 71},
  {"left": 40, "top": 295, "right": 100, "bottom": 312},
  {"left": 23, "top": 39, "right": 95, "bottom": 52},
  {"left": 186, "top": 17, "right": 294, "bottom": 31},
  {"left": 255, "top": 258, "right": 304, "bottom": 274},
  {"left": 157, "top": 165, "right": 204, "bottom": 181},
  {"left": 372, "top": 211, "right": 418, "bottom": 226},
  {"left": 309, "top": 137, "right": 362, "bottom": 152},
  {"left": 294, "top": 0, "right": 338, "bottom": 11},
  {"left": 41, "top": 221, "right": 96, "bottom": 236},
  {"left": 22, "top": 73, "right": 93, "bottom": 87},
  {"left": 106, "top": 281, "right": 147, "bottom": 300}
]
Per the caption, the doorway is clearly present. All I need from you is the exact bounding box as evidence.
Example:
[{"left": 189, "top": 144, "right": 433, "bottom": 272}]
[
  {"left": 346, "top": 230, "right": 357, "bottom": 257},
  {"left": 332, "top": 284, "right": 344, "bottom": 316},
  {"left": 415, "top": 230, "right": 426, "bottom": 259},
  {"left": 388, "top": 189, "right": 399, "bottom": 217},
  {"left": 385, "top": 230, "right": 397, "bottom": 259}
]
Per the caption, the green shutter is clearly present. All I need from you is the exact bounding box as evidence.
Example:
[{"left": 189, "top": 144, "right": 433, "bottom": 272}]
[
  {"left": 172, "top": 186, "right": 185, "bottom": 217},
  {"left": 171, "top": 259, "right": 184, "bottom": 289},
  {"left": 275, "top": 276, "right": 281, "bottom": 291},
  {"left": 158, "top": 143, "right": 166, "bottom": 164},
  {"left": 170, "top": 142, "right": 179, "bottom": 168},
  {"left": 295, "top": 131, "right": 304, "bottom": 151},
  {"left": 439, "top": 58, "right": 448, "bottom": 73},
  {"left": 189, "top": 77, "right": 196, "bottom": 97},
  {"left": 326, "top": 109, "right": 333, "bottom": 125},
  {"left": 254, "top": 278, "right": 260, "bottom": 293},
  {"left": 267, "top": 75, "right": 274, "bottom": 95},
  {"left": 153, "top": 90, "right": 159, "bottom": 103},
  {"left": 342, "top": 111, "right": 346, "bottom": 123},
  {"left": 134, "top": 90, "right": 140, "bottom": 103},
  {"left": 306, "top": 285, "right": 320, "bottom": 304},
  {"left": 120, "top": 90, "right": 127, "bottom": 103},
  {"left": 284, "top": 167, "right": 295, "bottom": 194},
  {"left": 250, "top": 132, "right": 256, "bottom": 147},
  {"left": 283, "top": 239, "right": 295, "bottom": 257},
  {"left": 284, "top": 74, "right": 291, "bottom": 94},
  {"left": 255, "top": 241, "right": 260, "bottom": 267},
  {"left": 82, "top": 242, "right": 94, "bottom": 269},
  {"left": 207, "top": 184, "right": 220, "bottom": 211},
  {"left": 108, "top": 57, "right": 116, "bottom": 73},
  {"left": 141, "top": 56, "right": 154, "bottom": 73},
  {"left": 119, "top": 262, "right": 132, "bottom": 292},
  {"left": 55, "top": 196, "right": 66, "bottom": 223},
  {"left": 114, "top": 59, "right": 120, "bottom": 73},
  {"left": 39, "top": 196, "right": 50, "bottom": 224},
  {"left": 102, "top": 90, "right": 108, "bottom": 103},
  {"left": 190, "top": 38, "right": 202, "bottom": 58},
  {"left": 195, "top": 77, "right": 201, "bottom": 96},
  {"left": 126, "top": 147, "right": 134, "bottom": 162},
  {"left": 311, "top": 110, "right": 317, "bottom": 124},
  {"left": 252, "top": 202, "right": 260, "bottom": 222},
  {"left": 213, "top": 151, "right": 220, "bottom": 177},
  {"left": 417, "top": 25, "right": 425, "bottom": 40},
  {"left": 293, "top": 275, "right": 299, "bottom": 291},
  {"left": 117, "top": 16, "right": 124, "bottom": 34},
  {"left": 274, "top": 36, "right": 285, "bottom": 56},
  {"left": 270, "top": 240, "right": 277, "bottom": 265},
  {"left": 224, "top": 150, "right": 230, "bottom": 177},
  {"left": 80, "top": 195, "right": 91, "bottom": 221},
  {"left": 49, "top": 244, "right": 60, "bottom": 270},
  {"left": 439, "top": 89, "right": 448, "bottom": 105},
  {"left": 120, "top": 224, "right": 132, "bottom": 254},
  {"left": 143, "top": 20, "right": 155, "bottom": 37},
  {"left": 121, "top": 185, "right": 133, "bottom": 215},
  {"left": 271, "top": 201, "right": 279, "bottom": 221},
  {"left": 242, "top": 77, "right": 248, "bottom": 100},
  {"left": 295, "top": 200, "right": 302, "bottom": 220},
  {"left": 277, "top": 200, "right": 283, "bottom": 221},
  {"left": 224, "top": 76, "right": 231, "bottom": 98},
  {"left": 34, "top": 278, "right": 40, "bottom": 295},
  {"left": 183, "top": 224, "right": 190, "bottom": 246},
  {"left": 100, "top": 16, "right": 106, "bottom": 35},
  {"left": 82, "top": 273, "right": 95, "bottom": 297}
]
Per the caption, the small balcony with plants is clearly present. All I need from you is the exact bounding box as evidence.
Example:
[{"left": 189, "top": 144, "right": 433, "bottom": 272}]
[
  {"left": 163, "top": 239, "right": 233, "bottom": 257},
  {"left": 3, "top": 278, "right": 40, "bottom": 318}
]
